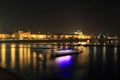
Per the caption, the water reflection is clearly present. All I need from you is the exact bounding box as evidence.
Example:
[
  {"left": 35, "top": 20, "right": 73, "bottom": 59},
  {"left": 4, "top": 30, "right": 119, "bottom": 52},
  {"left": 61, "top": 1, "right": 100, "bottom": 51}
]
[
  {"left": 88, "top": 45, "right": 120, "bottom": 80},
  {"left": 55, "top": 56, "right": 72, "bottom": 79},
  {"left": 19, "top": 44, "right": 24, "bottom": 69},
  {"left": 11, "top": 44, "right": 16, "bottom": 69},
  {"left": 1, "top": 43, "right": 6, "bottom": 68},
  {"left": 0, "top": 43, "right": 120, "bottom": 80},
  {"left": 102, "top": 46, "right": 106, "bottom": 67}
]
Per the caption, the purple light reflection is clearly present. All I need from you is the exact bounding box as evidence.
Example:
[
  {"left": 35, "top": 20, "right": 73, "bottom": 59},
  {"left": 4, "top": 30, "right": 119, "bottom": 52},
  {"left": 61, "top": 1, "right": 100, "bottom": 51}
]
[
  {"left": 55, "top": 55, "right": 73, "bottom": 79},
  {"left": 56, "top": 55, "right": 72, "bottom": 65}
]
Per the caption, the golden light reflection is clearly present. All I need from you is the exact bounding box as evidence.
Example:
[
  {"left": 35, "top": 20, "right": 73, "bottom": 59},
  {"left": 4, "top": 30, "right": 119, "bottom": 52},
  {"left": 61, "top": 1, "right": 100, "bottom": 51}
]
[
  {"left": 59, "top": 45, "right": 63, "bottom": 49},
  {"left": 33, "top": 52, "right": 36, "bottom": 70},
  {"left": 23, "top": 45, "right": 27, "bottom": 67},
  {"left": 27, "top": 45, "right": 31, "bottom": 66},
  {"left": 19, "top": 44, "right": 31, "bottom": 69},
  {"left": 114, "top": 46, "right": 117, "bottom": 54},
  {"left": 77, "top": 46, "right": 89, "bottom": 64},
  {"left": 54, "top": 45, "right": 58, "bottom": 49},
  {"left": 11, "top": 43, "right": 16, "bottom": 48},
  {"left": 19, "top": 44, "right": 24, "bottom": 68},
  {"left": 47, "top": 49, "right": 52, "bottom": 60},
  {"left": 65, "top": 46, "right": 69, "bottom": 49},
  {"left": 1, "top": 43, "right": 6, "bottom": 68},
  {"left": 10, "top": 44, "right": 16, "bottom": 69},
  {"left": 39, "top": 54, "right": 43, "bottom": 60}
]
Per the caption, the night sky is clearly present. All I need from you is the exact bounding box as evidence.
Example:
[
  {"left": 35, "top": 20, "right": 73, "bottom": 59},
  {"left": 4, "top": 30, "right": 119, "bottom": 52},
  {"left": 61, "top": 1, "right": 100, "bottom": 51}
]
[{"left": 0, "top": 0, "right": 120, "bottom": 34}]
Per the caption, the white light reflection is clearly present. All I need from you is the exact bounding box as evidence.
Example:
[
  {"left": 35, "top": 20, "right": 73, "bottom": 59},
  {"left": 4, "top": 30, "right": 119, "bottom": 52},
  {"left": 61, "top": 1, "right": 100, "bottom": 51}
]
[
  {"left": 114, "top": 46, "right": 117, "bottom": 65},
  {"left": 56, "top": 49, "right": 72, "bottom": 54},
  {"left": 102, "top": 46, "right": 106, "bottom": 67},
  {"left": 93, "top": 46, "right": 97, "bottom": 63}
]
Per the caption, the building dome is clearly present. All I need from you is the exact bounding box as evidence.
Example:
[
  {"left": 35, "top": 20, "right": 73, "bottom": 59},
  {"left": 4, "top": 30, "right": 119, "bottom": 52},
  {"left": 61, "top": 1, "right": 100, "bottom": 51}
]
[{"left": 74, "top": 30, "right": 83, "bottom": 35}]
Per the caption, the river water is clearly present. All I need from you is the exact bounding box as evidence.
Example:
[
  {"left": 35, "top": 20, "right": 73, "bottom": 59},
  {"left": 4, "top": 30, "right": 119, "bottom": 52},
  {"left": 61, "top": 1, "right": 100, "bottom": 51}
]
[{"left": 0, "top": 43, "right": 120, "bottom": 80}]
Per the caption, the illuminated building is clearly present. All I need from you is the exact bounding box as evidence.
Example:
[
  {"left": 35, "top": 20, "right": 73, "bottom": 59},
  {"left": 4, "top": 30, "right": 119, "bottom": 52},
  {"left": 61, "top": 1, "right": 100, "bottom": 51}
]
[
  {"left": 0, "top": 33, "right": 10, "bottom": 39},
  {"left": 17, "top": 30, "right": 31, "bottom": 39},
  {"left": 0, "top": 30, "right": 95, "bottom": 40},
  {"left": 74, "top": 30, "right": 84, "bottom": 39}
]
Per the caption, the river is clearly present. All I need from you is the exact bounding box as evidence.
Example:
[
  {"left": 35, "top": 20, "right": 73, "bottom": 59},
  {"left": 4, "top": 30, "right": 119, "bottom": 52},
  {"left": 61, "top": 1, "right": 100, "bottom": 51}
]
[{"left": 0, "top": 43, "right": 120, "bottom": 80}]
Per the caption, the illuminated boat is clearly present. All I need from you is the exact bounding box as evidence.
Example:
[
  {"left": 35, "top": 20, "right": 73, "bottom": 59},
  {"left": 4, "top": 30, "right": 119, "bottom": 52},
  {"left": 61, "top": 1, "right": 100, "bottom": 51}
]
[{"left": 53, "top": 49, "right": 82, "bottom": 57}]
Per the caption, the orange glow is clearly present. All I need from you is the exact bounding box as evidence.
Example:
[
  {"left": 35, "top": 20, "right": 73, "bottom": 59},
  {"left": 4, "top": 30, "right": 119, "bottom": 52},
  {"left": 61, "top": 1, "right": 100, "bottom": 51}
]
[
  {"left": 23, "top": 45, "right": 27, "bottom": 67},
  {"left": 77, "top": 46, "right": 89, "bottom": 64},
  {"left": 19, "top": 44, "right": 24, "bottom": 68},
  {"left": 11, "top": 44, "right": 16, "bottom": 69},
  {"left": 33, "top": 52, "right": 37, "bottom": 70},
  {"left": 1, "top": 43, "right": 6, "bottom": 68},
  {"left": 27, "top": 45, "right": 31, "bottom": 65},
  {"left": 83, "top": 35, "right": 92, "bottom": 39},
  {"left": 38, "top": 35, "right": 46, "bottom": 39},
  {"left": 31, "top": 34, "right": 37, "bottom": 39},
  {"left": 54, "top": 35, "right": 58, "bottom": 39},
  {"left": 11, "top": 34, "right": 15, "bottom": 38},
  {"left": 73, "top": 35, "right": 78, "bottom": 38}
]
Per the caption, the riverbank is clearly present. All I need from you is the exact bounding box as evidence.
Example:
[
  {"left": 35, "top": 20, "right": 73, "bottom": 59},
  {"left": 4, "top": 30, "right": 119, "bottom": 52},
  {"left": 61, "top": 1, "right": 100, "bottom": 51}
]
[
  {"left": 0, "top": 67, "right": 23, "bottom": 80},
  {"left": 0, "top": 39, "right": 79, "bottom": 43}
]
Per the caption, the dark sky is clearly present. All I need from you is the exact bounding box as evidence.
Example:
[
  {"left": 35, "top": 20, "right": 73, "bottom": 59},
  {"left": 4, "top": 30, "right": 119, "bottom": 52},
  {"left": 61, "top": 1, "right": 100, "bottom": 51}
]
[{"left": 0, "top": 0, "right": 120, "bottom": 34}]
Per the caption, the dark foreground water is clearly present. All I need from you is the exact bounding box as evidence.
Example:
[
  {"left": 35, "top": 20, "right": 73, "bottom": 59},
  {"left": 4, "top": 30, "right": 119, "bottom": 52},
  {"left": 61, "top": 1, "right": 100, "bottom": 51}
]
[{"left": 0, "top": 43, "right": 120, "bottom": 80}]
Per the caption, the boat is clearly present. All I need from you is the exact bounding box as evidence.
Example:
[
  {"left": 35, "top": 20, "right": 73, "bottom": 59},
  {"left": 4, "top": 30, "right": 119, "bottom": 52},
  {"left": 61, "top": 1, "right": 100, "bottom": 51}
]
[
  {"left": 52, "top": 48, "right": 82, "bottom": 57},
  {"left": 31, "top": 46, "right": 54, "bottom": 53},
  {"left": 31, "top": 46, "right": 54, "bottom": 50},
  {"left": 31, "top": 47, "right": 53, "bottom": 49}
]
